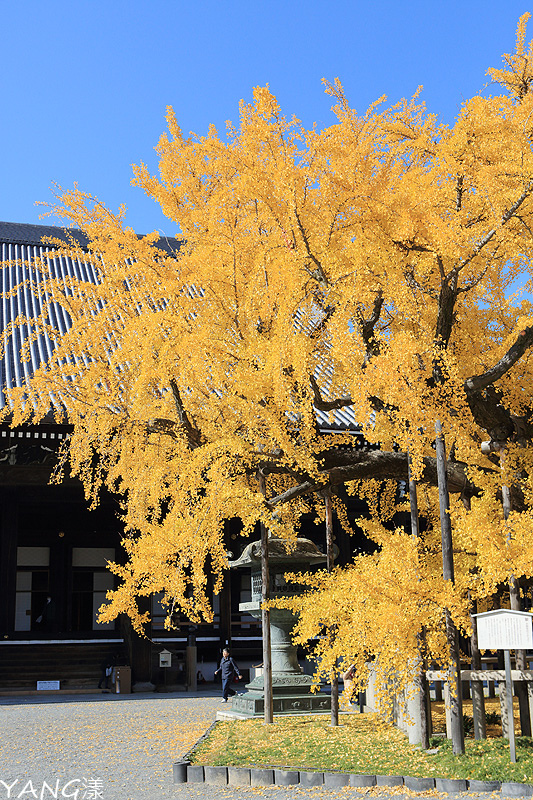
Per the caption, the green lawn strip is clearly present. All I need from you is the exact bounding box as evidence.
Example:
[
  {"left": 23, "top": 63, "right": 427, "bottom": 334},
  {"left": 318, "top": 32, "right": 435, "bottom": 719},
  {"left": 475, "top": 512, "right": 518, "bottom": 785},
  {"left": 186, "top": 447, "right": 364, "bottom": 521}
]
[{"left": 189, "top": 713, "right": 533, "bottom": 783}]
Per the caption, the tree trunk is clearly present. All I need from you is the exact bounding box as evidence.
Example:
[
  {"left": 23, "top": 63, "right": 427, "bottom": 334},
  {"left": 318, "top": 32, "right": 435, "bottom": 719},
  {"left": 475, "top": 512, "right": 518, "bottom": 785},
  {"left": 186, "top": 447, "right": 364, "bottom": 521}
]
[
  {"left": 408, "top": 457, "right": 430, "bottom": 749},
  {"left": 258, "top": 472, "right": 274, "bottom": 724},
  {"left": 325, "top": 488, "right": 339, "bottom": 726},
  {"left": 435, "top": 420, "right": 465, "bottom": 755}
]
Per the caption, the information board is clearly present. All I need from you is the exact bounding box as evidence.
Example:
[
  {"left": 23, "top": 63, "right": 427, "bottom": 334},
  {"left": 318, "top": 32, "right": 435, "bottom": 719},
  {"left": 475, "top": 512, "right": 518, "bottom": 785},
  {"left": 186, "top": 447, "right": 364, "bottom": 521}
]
[
  {"left": 475, "top": 610, "right": 533, "bottom": 650},
  {"left": 37, "top": 681, "right": 60, "bottom": 691}
]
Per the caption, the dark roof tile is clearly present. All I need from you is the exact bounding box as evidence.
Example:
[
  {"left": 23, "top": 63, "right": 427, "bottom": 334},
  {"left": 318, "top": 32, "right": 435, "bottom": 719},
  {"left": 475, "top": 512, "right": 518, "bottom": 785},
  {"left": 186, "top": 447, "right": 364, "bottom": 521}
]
[{"left": 0, "top": 221, "right": 181, "bottom": 255}]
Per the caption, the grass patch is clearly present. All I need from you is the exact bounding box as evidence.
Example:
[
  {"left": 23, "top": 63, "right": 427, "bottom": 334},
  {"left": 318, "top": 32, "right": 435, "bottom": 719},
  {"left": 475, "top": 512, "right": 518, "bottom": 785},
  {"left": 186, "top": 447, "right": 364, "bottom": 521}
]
[
  {"left": 431, "top": 698, "right": 507, "bottom": 738},
  {"left": 190, "top": 712, "right": 533, "bottom": 783}
]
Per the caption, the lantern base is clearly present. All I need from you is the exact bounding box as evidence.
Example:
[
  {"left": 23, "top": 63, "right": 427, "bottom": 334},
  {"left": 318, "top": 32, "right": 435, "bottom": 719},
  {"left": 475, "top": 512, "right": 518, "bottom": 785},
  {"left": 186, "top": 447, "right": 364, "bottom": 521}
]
[{"left": 229, "top": 674, "right": 331, "bottom": 717}]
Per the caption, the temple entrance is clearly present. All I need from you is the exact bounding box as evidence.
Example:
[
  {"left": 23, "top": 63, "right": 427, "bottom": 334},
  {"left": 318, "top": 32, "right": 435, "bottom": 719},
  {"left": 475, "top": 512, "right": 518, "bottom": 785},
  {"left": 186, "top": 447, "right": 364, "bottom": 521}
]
[
  {"left": 70, "top": 547, "right": 115, "bottom": 632},
  {"left": 15, "top": 547, "right": 51, "bottom": 632}
]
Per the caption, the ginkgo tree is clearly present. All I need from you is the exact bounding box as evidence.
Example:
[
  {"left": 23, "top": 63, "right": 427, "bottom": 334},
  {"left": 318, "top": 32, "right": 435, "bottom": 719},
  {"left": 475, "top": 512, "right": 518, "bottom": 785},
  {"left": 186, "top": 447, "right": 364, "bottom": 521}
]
[{"left": 4, "top": 14, "right": 533, "bottom": 741}]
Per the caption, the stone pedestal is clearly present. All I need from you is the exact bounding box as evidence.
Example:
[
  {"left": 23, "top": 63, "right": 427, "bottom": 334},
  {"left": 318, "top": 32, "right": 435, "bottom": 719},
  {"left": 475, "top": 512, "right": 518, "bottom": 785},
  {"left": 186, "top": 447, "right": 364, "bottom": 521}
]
[
  {"left": 230, "top": 602, "right": 330, "bottom": 716},
  {"left": 232, "top": 672, "right": 331, "bottom": 715}
]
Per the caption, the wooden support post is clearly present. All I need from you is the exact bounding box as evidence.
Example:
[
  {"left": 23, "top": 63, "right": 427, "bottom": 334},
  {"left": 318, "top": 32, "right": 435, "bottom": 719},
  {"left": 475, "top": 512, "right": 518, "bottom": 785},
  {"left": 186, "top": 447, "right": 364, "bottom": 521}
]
[
  {"left": 325, "top": 488, "right": 339, "bottom": 727},
  {"left": 499, "top": 680, "right": 509, "bottom": 738},
  {"left": 469, "top": 599, "right": 487, "bottom": 740},
  {"left": 443, "top": 681, "right": 453, "bottom": 739},
  {"left": 408, "top": 456, "right": 430, "bottom": 749},
  {"left": 501, "top": 450, "right": 532, "bottom": 736},
  {"left": 219, "top": 582, "right": 232, "bottom": 650},
  {"left": 408, "top": 456, "right": 420, "bottom": 539},
  {"left": 504, "top": 649, "right": 517, "bottom": 762},
  {"left": 186, "top": 641, "right": 197, "bottom": 692},
  {"left": 426, "top": 679, "right": 433, "bottom": 738},
  {"left": 258, "top": 472, "right": 274, "bottom": 725},
  {"left": 527, "top": 655, "right": 533, "bottom": 733},
  {"left": 509, "top": 581, "right": 532, "bottom": 735},
  {"left": 435, "top": 420, "right": 465, "bottom": 755}
]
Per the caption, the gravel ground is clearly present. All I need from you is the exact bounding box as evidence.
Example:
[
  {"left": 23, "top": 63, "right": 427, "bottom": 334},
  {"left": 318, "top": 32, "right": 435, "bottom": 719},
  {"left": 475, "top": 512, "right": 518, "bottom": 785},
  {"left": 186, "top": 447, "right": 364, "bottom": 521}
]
[
  {"left": 0, "top": 691, "right": 503, "bottom": 800},
  {"left": 0, "top": 691, "right": 222, "bottom": 800}
]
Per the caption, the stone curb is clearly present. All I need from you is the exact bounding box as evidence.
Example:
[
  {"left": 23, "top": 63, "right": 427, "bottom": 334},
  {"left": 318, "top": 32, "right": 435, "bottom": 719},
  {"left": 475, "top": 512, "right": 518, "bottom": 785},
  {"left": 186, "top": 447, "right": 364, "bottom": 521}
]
[
  {"left": 501, "top": 784, "right": 533, "bottom": 798},
  {"left": 172, "top": 764, "right": 533, "bottom": 796},
  {"left": 350, "top": 774, "right": 376, "bottom": 787},
  {"left": 299, "top": 771, "right": 324, "bottom": 787},
  {"left": 404, "top": 775, "right": 435, "bottom": 792},
  {"left": 181, "top": 720, "right": 218, "bottom": 763},
  {"left": 251, "top": 768, "right": 274, "bottom": 786},
  {"left": 174, "top": 718, "right": 533, "bottom": 796},
  {"left": 325, "top": 772, "right": 350, "bottom": 788}
]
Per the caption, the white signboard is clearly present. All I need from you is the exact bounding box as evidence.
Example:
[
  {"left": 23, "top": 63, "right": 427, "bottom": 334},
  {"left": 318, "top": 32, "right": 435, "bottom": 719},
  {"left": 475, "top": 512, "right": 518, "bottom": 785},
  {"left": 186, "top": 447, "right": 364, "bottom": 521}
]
[
  {"left": 474, "top": 610, "right": 533, "bottom": 650},
  {"left": 37, "top": 681, "right": 60, "bottom": 691},
  {"left": 159, "top": 649, "right": 172, "bottom": 668}
]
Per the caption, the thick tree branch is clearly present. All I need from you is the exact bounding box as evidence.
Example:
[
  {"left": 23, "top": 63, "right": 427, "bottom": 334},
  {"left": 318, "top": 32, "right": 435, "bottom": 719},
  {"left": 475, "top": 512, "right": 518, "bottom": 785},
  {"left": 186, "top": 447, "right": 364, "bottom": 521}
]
[
  {"left": 404, "top": 266, "right": 439, "bottom": 300},
  {"left": 169, "top": 378, "right": 203, "bottom": 448},
  {"left": 465, "top": 325, "right": 533, "bottom": 393},
  {"left": 368, "top": 395, "right": 399, "bottom": 415},
  {"left": 462, "top": 326, "right": 533, "bottom": 443},
  {"left": 145, "top": 418, "right": 178, "bottom": 439},
  {"left": 434, "top": 280, "right": 458, "bottom": 352},
  {"left": 392, "top": 239, "right": 433, "bottom": 255},
  {"left": 456, "top": 175, "right": 464, "bottom": 212},
  {"left": 309, "top": 374, "right": 352, "bottom": 412},
  {"left": 357, "top": 290, "right": 384, "bottom": 364},
  {"left": 293, "top": 207, "right": 328, "bottom": 286},
  {"left": 265, "top": 450, "right": 478, "bottom": 508}
]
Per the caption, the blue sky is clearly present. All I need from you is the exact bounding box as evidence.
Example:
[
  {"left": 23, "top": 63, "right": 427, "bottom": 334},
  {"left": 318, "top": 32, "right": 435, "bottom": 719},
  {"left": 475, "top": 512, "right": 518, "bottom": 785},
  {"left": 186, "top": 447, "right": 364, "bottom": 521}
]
[{"left": 1, "top": 0, "right": 532, "bottom": 236}]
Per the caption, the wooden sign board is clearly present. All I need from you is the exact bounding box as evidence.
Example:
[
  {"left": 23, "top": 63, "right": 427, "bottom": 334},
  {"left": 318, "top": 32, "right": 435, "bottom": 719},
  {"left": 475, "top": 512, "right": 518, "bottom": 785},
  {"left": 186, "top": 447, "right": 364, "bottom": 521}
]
[
  {"left": 474, "top": 610, "right": 533, "bottom": 650},
  {"left": 159, "top": 649, "right": 172, "bottom": 668}
]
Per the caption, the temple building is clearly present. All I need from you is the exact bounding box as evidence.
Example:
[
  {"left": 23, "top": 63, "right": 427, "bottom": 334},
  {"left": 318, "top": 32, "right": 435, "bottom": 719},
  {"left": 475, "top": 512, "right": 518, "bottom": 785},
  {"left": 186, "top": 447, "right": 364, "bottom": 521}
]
[{"left": 0, "top": 221, "right": 367, "bottom": 694}]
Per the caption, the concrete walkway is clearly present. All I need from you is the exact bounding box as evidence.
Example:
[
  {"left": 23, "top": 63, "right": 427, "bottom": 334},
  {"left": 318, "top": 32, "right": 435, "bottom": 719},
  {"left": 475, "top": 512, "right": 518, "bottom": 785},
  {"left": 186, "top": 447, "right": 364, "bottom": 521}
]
[{"left": 0, "top": 691, "right": 505, "bottom": 800}]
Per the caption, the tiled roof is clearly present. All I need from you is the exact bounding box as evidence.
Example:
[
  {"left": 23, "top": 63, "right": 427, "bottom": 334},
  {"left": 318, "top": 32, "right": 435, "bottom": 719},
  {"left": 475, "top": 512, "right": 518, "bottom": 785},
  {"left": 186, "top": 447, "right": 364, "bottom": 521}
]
[
  {"left": 0, "top": 221, "right": 89, "bottom": 248},
  {"left": 0, "top": 221, "right": 180, "bottom": 255},
  {"left": 0, "top": 222, "right": 359, "bottom": 430}
]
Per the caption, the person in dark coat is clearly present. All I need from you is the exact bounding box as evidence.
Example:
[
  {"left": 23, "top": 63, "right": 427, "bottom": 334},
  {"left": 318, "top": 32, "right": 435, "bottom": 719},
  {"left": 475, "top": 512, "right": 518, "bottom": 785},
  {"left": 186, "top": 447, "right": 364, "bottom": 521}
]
[
  {"left": 36, "top": 596, "right": 57, "bottom": 633},
  {"left": 214, "top": 648, "right": 242, "bottom": 703},
  {"left": 98, "top": 657, "right": 114, "bottom": 692}
]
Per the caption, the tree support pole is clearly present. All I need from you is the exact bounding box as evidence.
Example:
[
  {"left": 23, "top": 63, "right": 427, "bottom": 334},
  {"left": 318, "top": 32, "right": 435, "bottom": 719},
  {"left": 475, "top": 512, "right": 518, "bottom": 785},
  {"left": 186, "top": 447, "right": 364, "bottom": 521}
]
[
  {"left": 469, "top": 596, "right": 487, "bottom": 740},
  {"left": 501, "top": 452, "right": 532, "bottom": 736},
  {"left": 435, "top": 420, "right": 465, "bottom": 755},
  {"left": 462, "top": 490, "right": 486, "bottom": 740},
  {"left": 505, "top": 648, "right": 517, "bottom": 763},
  {"left": 325, "top": 488, "right": 339, "bottom": 726},
  {"left": 258, "top": 471, "right": 274, "bottom": 725},
  {"left": 408, "top": 457, "right": 430, "bottom": 748},
  {"left": 509, "top": 579, "right": 531, "bottom": 735}
]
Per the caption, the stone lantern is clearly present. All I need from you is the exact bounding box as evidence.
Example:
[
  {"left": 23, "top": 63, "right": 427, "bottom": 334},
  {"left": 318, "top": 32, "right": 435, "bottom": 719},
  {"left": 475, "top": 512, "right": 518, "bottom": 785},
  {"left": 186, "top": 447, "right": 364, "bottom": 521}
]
[{"left": 228, "top": 536, "right": 331, "bottom": 716}]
